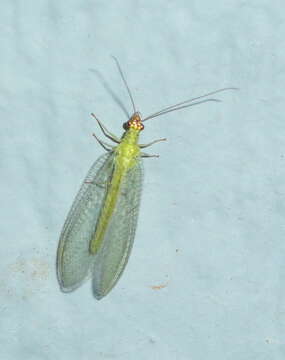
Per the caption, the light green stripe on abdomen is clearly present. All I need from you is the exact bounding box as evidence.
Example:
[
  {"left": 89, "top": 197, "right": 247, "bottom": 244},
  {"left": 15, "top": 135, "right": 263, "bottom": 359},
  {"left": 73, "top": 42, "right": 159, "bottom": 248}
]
[{"left": 89, "top": 166, "right": 123, "bottom": 255}]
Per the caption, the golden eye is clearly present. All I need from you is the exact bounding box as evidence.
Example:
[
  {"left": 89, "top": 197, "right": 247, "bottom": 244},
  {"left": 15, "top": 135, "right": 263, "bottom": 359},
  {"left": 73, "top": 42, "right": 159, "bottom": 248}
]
[{"left": 123, "top": 121, "right": 130, "bottom": 130}]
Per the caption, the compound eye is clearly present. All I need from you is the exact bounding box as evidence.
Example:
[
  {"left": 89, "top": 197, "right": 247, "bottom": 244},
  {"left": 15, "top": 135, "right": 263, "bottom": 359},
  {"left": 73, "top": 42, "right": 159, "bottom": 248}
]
[{"left": 123, "top": 121, "right": 130, "bottom": 130}]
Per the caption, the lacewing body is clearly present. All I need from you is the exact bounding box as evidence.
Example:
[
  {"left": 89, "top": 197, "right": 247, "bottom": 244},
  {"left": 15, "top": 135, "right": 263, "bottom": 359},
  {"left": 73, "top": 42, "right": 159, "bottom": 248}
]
[{"left": 57, "top": 58, "right": 236, "bottom": 299}]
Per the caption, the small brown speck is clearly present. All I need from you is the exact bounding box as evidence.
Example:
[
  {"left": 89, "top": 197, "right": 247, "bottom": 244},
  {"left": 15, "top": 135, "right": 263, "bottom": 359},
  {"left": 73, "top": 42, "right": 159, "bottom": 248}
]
[{"left": 150, "top": 282, "right": 169, "bottom": 290}]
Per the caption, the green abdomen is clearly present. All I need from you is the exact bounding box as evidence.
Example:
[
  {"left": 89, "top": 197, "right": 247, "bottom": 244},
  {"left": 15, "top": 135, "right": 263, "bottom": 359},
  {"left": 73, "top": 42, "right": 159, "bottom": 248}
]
[{"left": 89, "top": 167, "right": 123, "bottom": 255}]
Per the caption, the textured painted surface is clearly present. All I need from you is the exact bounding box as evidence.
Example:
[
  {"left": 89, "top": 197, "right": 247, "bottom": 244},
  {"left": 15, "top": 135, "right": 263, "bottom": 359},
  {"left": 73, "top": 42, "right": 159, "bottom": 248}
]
[{"left": 1, "top": 1, "right": 284, "bottom": 359}]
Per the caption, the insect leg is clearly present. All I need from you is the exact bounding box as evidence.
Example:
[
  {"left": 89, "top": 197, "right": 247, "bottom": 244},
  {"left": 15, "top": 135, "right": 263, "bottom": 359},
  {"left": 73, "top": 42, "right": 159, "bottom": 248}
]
[
  {"left": 141, "top": 152, "right": 159, "bottom": 158},
  {"left": 92, "top": 133, "right": 114, "bottom": 152},
  {"left": 139, "top": 138, "right": 167, "bottom": 148},
  {"left": 91, "top": 113, "right": 121, "bottom": 143}
]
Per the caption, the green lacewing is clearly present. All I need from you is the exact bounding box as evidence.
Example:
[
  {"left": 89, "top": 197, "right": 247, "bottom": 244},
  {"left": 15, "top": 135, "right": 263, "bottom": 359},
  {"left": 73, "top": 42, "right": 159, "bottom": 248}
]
[{"left": 57, "top": 58, "right": 236, "bottom": 300}]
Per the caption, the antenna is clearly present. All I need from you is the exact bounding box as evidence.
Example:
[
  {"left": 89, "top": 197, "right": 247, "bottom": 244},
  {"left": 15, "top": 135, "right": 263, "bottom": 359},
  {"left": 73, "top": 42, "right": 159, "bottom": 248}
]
[
  {"left": 111, "top": 56, "right": 136, "bottom": 114},
  {"left": 142, "top": 87, "right": 238, "bottom": 122}
]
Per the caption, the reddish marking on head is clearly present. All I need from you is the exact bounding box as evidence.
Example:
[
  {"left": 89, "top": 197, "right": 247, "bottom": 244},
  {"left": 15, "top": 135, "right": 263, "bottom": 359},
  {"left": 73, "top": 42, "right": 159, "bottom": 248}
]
[{"left": 123, "top": 112, "right": 144, "bottom": 131}]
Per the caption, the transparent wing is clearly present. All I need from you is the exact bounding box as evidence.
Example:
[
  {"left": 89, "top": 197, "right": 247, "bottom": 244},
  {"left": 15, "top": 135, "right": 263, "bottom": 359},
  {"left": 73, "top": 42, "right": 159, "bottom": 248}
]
[
  {"left": 57, "top": 152, "right": 115, "bottom": 292},
  {"left": 92, "top": 158, "right": 143, "bottom": 299}
]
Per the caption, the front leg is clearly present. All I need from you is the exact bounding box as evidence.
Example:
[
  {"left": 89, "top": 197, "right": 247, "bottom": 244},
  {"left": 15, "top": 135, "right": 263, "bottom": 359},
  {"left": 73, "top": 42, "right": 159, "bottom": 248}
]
[
  {"left": 139, "top": 138, "right": 166, "bottom": 148},
  {"left": 91, "top": 113, "right": 121, "bottom": 143}
]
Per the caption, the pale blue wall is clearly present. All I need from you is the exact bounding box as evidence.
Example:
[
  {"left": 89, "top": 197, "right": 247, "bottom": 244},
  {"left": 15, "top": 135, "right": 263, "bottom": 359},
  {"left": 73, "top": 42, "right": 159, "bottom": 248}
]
[{"left": 1, "top": 1, "right": 284, "bottom": 359}]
